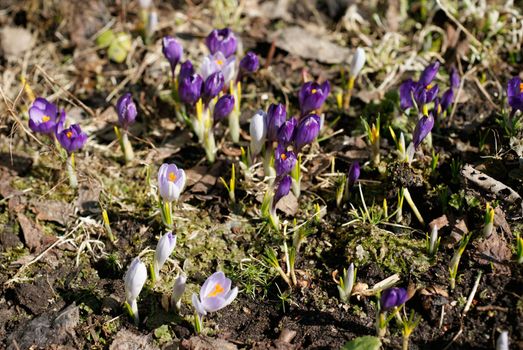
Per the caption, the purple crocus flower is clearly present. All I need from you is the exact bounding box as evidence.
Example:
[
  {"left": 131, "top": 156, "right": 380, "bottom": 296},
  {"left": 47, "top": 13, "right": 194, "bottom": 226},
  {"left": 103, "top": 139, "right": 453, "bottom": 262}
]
[
  {"left": 298, "top": 81, "right": 330, "bottom": 116},
  {"left": 399, "top": 79, "right": 416, "bottom": 110},
  {"left": 347, "top": 161, "right": 360, "bottom": 187},
  {"left": 178, "top": 74, "right": 203, "bottom": 105},
  {"left": 201, "top": 52, "right": 236, "bottom": 86},
  {"left": 162, "top": 36, "right": 183, "bottom": 77},
  {"left": 450, "top": 68, "right": 460, "bottom": 89},
  {"left": 412, "top": 114, "right": 435, "bottom": 148},
  {"left": 57, "top": 124, "right": 87, "bottom": 153},
  {"left": 178, "top": 60, "right": 194, "bottom": 82},
  {"left": 380, "top": 287, "right": 408, "bottom": 311},
  {"left": 274, "top": 145, "right": 297, "bottom": 177},
  {"left": 28, "top": 97, "right": 60, "bottom": 134},
  {"left": 158, "top": 163, "right": 186, "bottom": 202},
  {"left": 399, "top": 62, "right": 440, "bottom": 112},
  {"left": 277, "top": 117, "right": 297, "bottom": 146},
  {"left": 414, "top": 83, "right": 439, "bottom": 108},
  {"left": 440, "top": 88, "right": 454, "bottom": 111},
  {"left": 273, "top": 175, "right": 292, "bottom": 207},
  {"left": 203, "top": 71, "right": 225, "bottom": 101},
  {"left": 213, "top": 94, "right": 235, "bottom": 121},
  {"left": 205, "top": 28, "right": 237, "bottom": 58},
  {"left": 192, "top": 271, "right": 238, "bottom": 316},
  {"left": 116, "top": 93, "right": 137, "bottom": 129},
  {"left": 266, "top": 103, "right": 287, "bottom": 141},
  {"left": 418, "top": 61, "right": 440, "bottom": 87},
  {"left": 507, "top": 77, "right": 523, "bottom": 115},
  {"left": 294, "top": 113, "right": 321, "bottom": 150},
  {"left": 239, "top": 51, "right": 259, "bottom": 73}
]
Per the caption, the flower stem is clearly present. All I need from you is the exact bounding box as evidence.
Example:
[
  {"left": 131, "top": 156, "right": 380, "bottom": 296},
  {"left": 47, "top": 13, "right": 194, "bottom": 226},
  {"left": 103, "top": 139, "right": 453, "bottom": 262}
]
[
  {"left": 66, "top": 153, "right": 78, "bottom": 189},
  {"left": 194, "top": 312, "right": 203, "bottom": 334},
  {"left": 121, "top": 131, "right": 135, "bottom": 163},
  {"left": 229, "top": 109, "right": 240, "bottom": 143}
]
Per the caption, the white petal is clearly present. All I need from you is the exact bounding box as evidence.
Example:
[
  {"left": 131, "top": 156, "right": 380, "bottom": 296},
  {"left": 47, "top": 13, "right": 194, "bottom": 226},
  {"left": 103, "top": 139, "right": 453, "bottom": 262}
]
[
  {"left": 350, "top": 47, "right": 366, "bottom": 77},
  {"left": 192, "top": 293, "right": 207, "bottom": 316}
]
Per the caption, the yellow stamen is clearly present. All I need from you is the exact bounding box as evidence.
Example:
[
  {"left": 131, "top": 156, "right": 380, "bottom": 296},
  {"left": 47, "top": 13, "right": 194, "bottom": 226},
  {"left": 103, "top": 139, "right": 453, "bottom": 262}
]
[
  {"left": 280, "top": 153, "right": 287, "bottom": 160},
  {"left": 311, "top": 89, "right": 317, "bottom": 94},
  {"left": 216, "top": 59, "right": 223, "bottom": 66},
  {"left": 66, "top": 131, "right": 73, "bottom": 138},
  {"left": 519, "top": 82, "right": 523, "bottom": 93},
  {"left": 42, "top": 115, "right": 51, "bottom": 122},
  {"left": 207, "top": 283, "right": 224, "bottom": 297},
  {"left": 168, "top": 172, "right": 177, "bottom": 182},
  {"left": 425, "top": 84, "right": 432, "bottom": 91}
]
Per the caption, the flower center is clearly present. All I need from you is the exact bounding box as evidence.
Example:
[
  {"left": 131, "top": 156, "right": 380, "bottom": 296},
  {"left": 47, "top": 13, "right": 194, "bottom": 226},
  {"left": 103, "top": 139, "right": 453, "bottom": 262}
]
[
  {"left": 66, "top": 131, "right": 73, "bottom": 138},
  {"left": 207, "top": 283, "right": 224, "bottom": 297},
  {"left": 519, "top": 82, "right": 523, "bottom": 93},
  {"left": 425, "top": 84, "right": 432, "bottom": 91},
  {"left": 216, "top": 59, "right": 224, "bottom": 66},
  {"left": 168, "top": 172, "right": 177, "bottom": 182},
  {"left": 42, "top": 115, "right": 51, "bottom": 122},
  {"left": 311, "top": 89, "right": 317, "bottom": 94},
  {"left": 280, "top": 153, "right": 287, "bottom": 160}
]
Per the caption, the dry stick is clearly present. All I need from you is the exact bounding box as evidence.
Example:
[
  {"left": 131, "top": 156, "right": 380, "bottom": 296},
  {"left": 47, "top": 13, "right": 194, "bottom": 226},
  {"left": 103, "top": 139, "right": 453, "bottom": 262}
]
[
  {"left": 35, "top": 64, "right": 95, "bottom": 117},
  {"left": 463, "top": 271, "right": 482, "bottom": 315}
]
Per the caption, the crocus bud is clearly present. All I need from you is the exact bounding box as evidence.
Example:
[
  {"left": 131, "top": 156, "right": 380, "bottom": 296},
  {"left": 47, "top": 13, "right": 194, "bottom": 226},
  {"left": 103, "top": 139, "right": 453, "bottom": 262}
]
[
  {"left": 178, "top": 60, "right": 194, "bottom": 82},
  {"left": 116, "top": 92, "right": 137, "bottom": 129},
  {"left": 380, "top": 287, "right": 408, "bottom": 311},
  {"left": 57, "top": 124, "right": 88, "bottom": 154},
  {"left": 153, "top": 232, "right": 177, "bottom": 280},
  {"left": 507, "top": 77, "right": 523, "bottom": 115},
  {"left": 412, "top": 114, "right": 434, "bottom": 148},
  {"left": 213, "top": 94, "right": 235, "bottom": 121},
  {"left": 205, "top": 28, "right": 237, "bottom": 58},
  {"left": 399, "top": 79, "right": 415, "bottom": 110},
  {"left": 138, "top": 0, "right": 151, "bottom": 9},
  {"left": 266, "top": 103, "right": 287, "bottom": 141},
  {"left": 171, "top": 274, "right": 187, "bottom": 309},
  {"left": 178, "top": 74, "right": 203, "bottom": 105},
  {"left": 273, "top": 175, "right": 292, "bottom": 207},
  {"left": 203, "top": 71, "right": 225, "bottom": 101},
  {"left": 274, "top": 145, "right": 297, "bottom": 177},
  {"left": 440, "top": 88, "right": 454, "bottom": 111},
  {"left": 191, "top": 271, "right": 238, "bottom": 316},
  {"left": 350, "top": 47, "right": 366, "bottom": 77},
  {"left": 124, "top": 257, "right": 147, "bottom": 305},
  {"left": 347, "top": 161, "right": 360, "bottom": 187},
  {"left": 277, "top": 117, "right": 297, "bottom": 146},
  {"left": 450, "top": 68, "right": 460, "bottom": 89},
  {"left": 240, "top": 51, "right": 259, "bottom": 73},
  {"left": 249, "top": 110, "right": 267, "bottom": 156},
  {"left": 294, "top": 113, "right": 321, "bottom": 150},
  {"left": 298, "top": 81, "right": 330, "bottom": 115},
  {"left": 158, "top": 163, "right": 186, "bottom": 202},
  {"left": 28, "top": 97, "right": 60, "bottom": 134},
  {"left": 496, "top": 331, "right": 509, "bottom": 350},
  {"left": 162, "top": 36, "right": 183, "bottom": 77},
  {"left": 419, "top": 61, "right": 440, "bottom": 87}
]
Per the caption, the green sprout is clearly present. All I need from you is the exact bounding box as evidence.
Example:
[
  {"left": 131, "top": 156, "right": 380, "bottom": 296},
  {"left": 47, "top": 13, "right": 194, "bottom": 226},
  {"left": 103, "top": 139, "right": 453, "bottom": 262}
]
[
  {"left": 449, "top": 233, "right": 471, "bottom": 290},
  {"left": 219, "top": 163, "right": 236, "bottom": 203},
  {"left": 516, "top": 233, "right": 523, "bottom": 264},
  {"left": 397, "top": 308, "right": 422, "bottom": 350},
  {"left": 482, "top": 203, "right": 495, "bottom": 237},
  {"left": 362, "top": 115, "right": 381, "bottom": 166}
]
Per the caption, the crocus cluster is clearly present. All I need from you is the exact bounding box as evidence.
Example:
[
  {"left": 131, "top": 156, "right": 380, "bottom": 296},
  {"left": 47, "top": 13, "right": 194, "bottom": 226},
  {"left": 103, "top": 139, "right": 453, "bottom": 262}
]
[
  {"left": 28, "top": 97, "right": 87, "bottom": 188},
  {"left": 192, "top": 271, "right": 238, "bottom": 333},
  {"left": 157, "top": 163, "right": 186, "bottom": 229},
  {"left": 162, "top": 28, "right": 259, "bottom": 159}
]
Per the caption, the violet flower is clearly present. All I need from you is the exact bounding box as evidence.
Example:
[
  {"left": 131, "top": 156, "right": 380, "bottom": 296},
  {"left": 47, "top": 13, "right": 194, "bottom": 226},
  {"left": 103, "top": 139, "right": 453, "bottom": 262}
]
[
  {"left": 152, "top": 231, "right": 177, "bottom": 282},
  {"left": 28, "top": 97, "right": 61, "bottom": 134},
  {"left": 239, "top": 51, "right": 259, "bottom": 73},
  {"left": 178, "top": 60, "right": 195, "bottom": 82},
  {"left": 213, "top": 94, "right": 235, "bottom": 121},
  {"left": 399, "top": 62, "right": 440, "bottom": 112},
  {"left": 191, "top": 271, "right": 238, "bottom": 332},
  {"left": 203, "top": 71, "right": 225, "bottom": 102},
  {"left": 412, "top": 114, "right": 435, "bottom": 148},
  {"left": 57, "top": 124, "right": 88, "bottom": 154},
  {"left": 347, "top": 161, "right": 360, "bottom": 187},
  {"left": 158, "top": 163, "right": 186, "bottom": 203},
  {"left": 116, "top": 92, "right": 137, "bottom": 129},
  {"left": 205, "top": 28, "right": 237, "bottom": 58},
  {"left": 298, "top": 81, "right": 330, "bottom": 116},
  {"left": 178, "top": 74, "right": 203, "bottom": 105},
  {"left": 266, "top": 103, "right": 287, "bottom": 141},
  {"left": 201, "top": 52, "right": 236, "bottom": 86},
  {"left": 124, "top": 257, "right": 147, "bottom": 324},
  {"left": 380, "top": 287, "right": 408, "bottom": 311},
  {"left": 274, "top": 145, "right": 297, "bottom": 177},
  {"left": 277, "top": 117, "right": 297, "bottom": 146},
  {"left": 162, "top": 36, "right": 183, "bottom": 78},
  {"left": 294, "top": 113, "right": 321, "bottom": 151},
  {"left": 507, "top": 76, "right": 523, "bottom": 116}
]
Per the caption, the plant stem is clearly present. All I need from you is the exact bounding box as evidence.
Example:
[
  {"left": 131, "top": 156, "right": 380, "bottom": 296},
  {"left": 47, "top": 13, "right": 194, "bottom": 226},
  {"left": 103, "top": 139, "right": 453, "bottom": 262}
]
[
  {"left": 121, "top": 131, "right": 135, "bottom": 163},
  {"left": 402, "top": 334, "right": 410, "bottom": 350},
  {"left": 66, "top": 153, "right": 78, "bottom": 189}
]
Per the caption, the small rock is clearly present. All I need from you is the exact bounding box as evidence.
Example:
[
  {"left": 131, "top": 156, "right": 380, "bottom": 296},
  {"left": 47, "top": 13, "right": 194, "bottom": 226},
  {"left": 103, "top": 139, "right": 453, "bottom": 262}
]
[
  {"left": 1, "top": 27, "right": 34, "bottom": 57},
  {"left": 110, "top": 329, "right": 159, "bottom": 350},
  {"left": 180, "top": 336, "right": 238, "bottom": 350}
]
